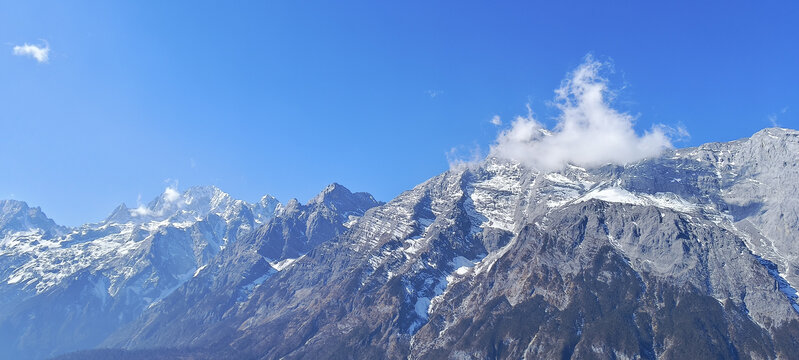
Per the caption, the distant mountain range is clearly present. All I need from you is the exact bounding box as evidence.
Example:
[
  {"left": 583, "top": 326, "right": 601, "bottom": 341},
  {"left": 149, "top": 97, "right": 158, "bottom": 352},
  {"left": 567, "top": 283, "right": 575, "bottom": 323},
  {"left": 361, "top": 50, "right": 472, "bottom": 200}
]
[{"left": 2, "top": 128, "right": 799, "bottom": 359}]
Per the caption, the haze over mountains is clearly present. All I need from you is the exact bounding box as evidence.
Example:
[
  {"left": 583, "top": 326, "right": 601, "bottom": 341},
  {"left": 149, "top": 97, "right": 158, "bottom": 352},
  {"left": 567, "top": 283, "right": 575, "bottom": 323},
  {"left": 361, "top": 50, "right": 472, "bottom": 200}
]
[{"left": 0, "top": 127, "right": 798, "bottom": 359}]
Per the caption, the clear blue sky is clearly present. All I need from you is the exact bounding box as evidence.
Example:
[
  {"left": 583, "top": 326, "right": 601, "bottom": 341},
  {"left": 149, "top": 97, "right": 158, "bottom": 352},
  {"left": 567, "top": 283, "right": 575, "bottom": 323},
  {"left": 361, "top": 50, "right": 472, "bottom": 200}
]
[{"left": 1, "top": 1, "right": 797, "bottom": 226}]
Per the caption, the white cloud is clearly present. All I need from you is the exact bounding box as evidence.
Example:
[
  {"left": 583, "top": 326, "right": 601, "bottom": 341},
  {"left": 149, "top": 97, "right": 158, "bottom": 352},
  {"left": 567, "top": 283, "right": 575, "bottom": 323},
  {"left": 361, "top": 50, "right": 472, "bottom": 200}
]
[
  {"left": 130, "top": 205, "right": 152, "bottom": 217},
  {"left": 768, "top": 114, "right": 779, "bottom": 127},
  {"left": 130, "top": 194, "right": 152, "bottom": 217},
  {"left": 129, "top": 186, "right": 182, "bottom": 217},
  {"left": 490, "top": 115, "right": 502, "bottom": 126},
  {"left": 490, "top": 56, "right": 675, "bottom": 172},
  {"left": 426, "top": 90, "right": 443, "bottom": 98},
  {"left": 447, "top": 145, "right": 483, "bottom": 170},
  {"left": 12, "top": 41, "right": 49, "bottom": 63},
  {"left": 163, "top": 186, "right": 180, "bottom": 203},
  {"left": 769, "top": 107, "right": 789, "bottom": 127}
]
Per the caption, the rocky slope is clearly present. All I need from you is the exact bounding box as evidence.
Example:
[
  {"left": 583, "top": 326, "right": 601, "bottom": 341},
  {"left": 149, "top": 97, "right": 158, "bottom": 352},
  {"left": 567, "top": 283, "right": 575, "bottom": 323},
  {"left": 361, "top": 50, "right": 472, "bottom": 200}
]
[
  {"left": 0, "top": 186, "right": 284, "bottom": 360},
  {"left": 104, "top": 183, "right": 381, "bottom": 349},
  {"left": 101, "top": 128, "right": 799, "bottom": 359},
  {"left": 9, "top": 127, "right": 799, "bottom": 360}
]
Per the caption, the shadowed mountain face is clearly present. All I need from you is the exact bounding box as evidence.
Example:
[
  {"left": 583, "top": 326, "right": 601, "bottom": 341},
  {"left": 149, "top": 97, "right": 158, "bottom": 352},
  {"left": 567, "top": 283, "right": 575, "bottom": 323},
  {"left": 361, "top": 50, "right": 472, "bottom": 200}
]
[
  {"left": 89, "top": 128, "right": 798, "bottom": 359},
  {"left": 0, "top": 184, "right": 379, "bottom": 360},
  {"left": 0, "top": 200, "right": 66, "bottom": 238},
  {"left": 103, "top": 183, "right": 382, "bottom": 350},
  {"left": 9, "top": 128, "right": 799, "bottom": 359}
]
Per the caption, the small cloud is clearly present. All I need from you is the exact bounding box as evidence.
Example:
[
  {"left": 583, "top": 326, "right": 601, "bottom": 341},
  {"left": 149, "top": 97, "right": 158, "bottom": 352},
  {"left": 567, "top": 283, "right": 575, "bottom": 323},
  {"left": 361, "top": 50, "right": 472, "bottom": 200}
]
[
  {"left": 12, "top": 41, "right": 49, "bottom": 63},
  {"left": 768, "top": 107, "right": 788, "bottom": 127},
  {"left": 130, "top": 205, "right": 152, "bottom": 217},
  {"left": 446, "top": 145, "right": 483, "bottom": 170},
  {"left": 672, "top": 124, "right": 690, "bottom": 141},
  {"left": 768, "top": 114, "right": 779, "bottom": 127},
  {"left": 189, "top": 158, "right": 197, "bottom": 169},
  {"left": 130, "top": 194, "right": 152, "bottom": 217},
  {"left": 163, "top": 186, "right": 180, "bottom": 203},
  {"left": 426, "top": 90, "right": 443, "bottom": 98},
  {"left": 490, "top": 55, "right": 675, "bottom": 172},
  {"left": 490, "top": 115, "right": 502, "bottom": 126},
  {"left": 129, "top": 185, "right": 182, "bottom": 217}
]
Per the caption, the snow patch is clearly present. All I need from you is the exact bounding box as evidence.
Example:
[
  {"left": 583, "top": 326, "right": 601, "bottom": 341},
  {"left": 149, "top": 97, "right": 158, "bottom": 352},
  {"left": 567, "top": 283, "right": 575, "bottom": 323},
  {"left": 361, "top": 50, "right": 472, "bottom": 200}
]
[
  {"left": 545, "top": 173, "right": 577, "bottom": 185},
  {"left": 575, "top": 187, "right": 698, "bottom": 213},
  {"left": 579, "top": 188, "right": 645, "bottom": 205},
  {"left": 415, "top": 297, "right": 431, "bottom": 319},
  {"left": 467, "top": 163, "right": 523, "bottom": 232},
  {"left": 7, "top": 273, "right": 24, "bottom": 285},
  {"left": 193, "top": 264, "right": 208, "bottom": 277},
  {"left": 451, "top": 256, "right": 478, "bottom": 276},
  {"left": 268, "top": 256, "right": 302, "bottom": 271}
]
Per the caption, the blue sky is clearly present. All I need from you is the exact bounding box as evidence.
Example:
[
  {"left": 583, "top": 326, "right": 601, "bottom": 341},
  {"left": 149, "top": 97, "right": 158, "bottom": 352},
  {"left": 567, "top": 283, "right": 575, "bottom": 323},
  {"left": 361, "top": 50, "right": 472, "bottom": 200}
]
[{"left": 1, "top": 1, "right": 797, "bottom": 226}]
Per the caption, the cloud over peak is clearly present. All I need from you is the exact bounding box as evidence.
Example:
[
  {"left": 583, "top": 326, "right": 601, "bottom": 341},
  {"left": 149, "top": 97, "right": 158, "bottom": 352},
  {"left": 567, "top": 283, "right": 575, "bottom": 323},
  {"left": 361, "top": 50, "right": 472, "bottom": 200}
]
[
  {"left": 163, "top": 186, "right": 180, "bottom": 203},
  {"left": 12, "top": 41, "right": 50, "bottom": 63},
  {"left": 490, "top": 56, "right": 674, "bottom": 172}
]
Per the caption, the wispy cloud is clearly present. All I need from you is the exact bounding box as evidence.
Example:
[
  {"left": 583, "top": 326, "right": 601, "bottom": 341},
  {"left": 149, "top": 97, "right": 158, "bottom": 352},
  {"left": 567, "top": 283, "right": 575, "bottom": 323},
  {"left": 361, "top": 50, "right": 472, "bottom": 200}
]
[
  {"left": 446, "top": 145, "right": 483, "bottom": 170},
  {"left": 12, "top": 41, "right": 50, "bottom": 63},
  {"left": 768, "top": 115, "right": 778, "bottom": 127},
  {"left": 163, "top": 186, "right": 180, "bottom": 203},
  {"left": 129, "top": 183, "right": 183, "bottom": 218},
  {"left": 768, "top": 107, "right": 789, "bottom": 127},
  {"left": 131, "top": 194, "right": 152, "bottom": 217},
  {"left": 490, "top": 55, "right": 676, "bottom": 172},
  {"left": 490, "top": 115, "right": 502, "bottom": 126},
  {"left": 130, "top": 205, "right": 152, "bottom": 217},
  {"left": 426, "top": 90, "right": 443, "bottom": 98}
]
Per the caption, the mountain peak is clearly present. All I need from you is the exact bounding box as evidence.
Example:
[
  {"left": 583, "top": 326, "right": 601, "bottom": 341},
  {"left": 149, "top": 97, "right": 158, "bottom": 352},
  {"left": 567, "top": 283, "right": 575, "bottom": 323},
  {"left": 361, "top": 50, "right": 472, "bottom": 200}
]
[
  {"left": 306, "top": 183, "right": 380, "bottom": 220},
  {"left": 100, "top": 185, "right": 282, "bottom": 227},
  {"left": 310, "top": 182, "right": 353, "bottom": 205},
  {"left": 751, "top": 127, "right": 799, "bottom": 141},
  {"left": 103, "top": 203, "right": 132, "bottom": 224},
  {"left": 0, "top": 199, "right": 65, "bottom": 237}
]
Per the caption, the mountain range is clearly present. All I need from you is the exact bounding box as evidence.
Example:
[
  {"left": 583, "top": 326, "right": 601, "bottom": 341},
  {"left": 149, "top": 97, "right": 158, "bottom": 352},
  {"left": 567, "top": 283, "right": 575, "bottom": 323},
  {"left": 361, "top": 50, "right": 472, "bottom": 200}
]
[{"left": 2, "top": 128, "right": 799, "bottom": 359}]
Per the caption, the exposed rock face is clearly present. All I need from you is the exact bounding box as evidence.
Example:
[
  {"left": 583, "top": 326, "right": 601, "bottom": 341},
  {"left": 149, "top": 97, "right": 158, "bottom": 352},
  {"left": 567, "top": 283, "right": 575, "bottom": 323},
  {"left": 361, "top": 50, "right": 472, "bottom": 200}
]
[
  {"left": 11, "top": 128, "right": 799, "bottom": 359},
  {"left": 104, "top": 128, "right": 799, "bottom": 359},
  {"left": 0, "top": 186, "right": 283, "bottom": 360},
  {"left": 0, "top": 200, "right": 66, "bottom": 238},
  {"left": 104, "top": 183, "right": 381, "bottom": 349}
]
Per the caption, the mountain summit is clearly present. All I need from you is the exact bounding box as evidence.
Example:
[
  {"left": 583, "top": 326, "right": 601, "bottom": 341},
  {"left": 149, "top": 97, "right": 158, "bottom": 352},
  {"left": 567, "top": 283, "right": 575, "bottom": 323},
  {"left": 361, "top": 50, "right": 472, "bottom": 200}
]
[
  {"left": 101, "top": 128, "right": 799, "bottom": 359},
  {"left": 5, "top": 128, "right": 799, "bottom": 360},
  {"left": 0, "top": 185, "right": 332, "bottom": 360},
  {"left": 0, "top": 199, "right": 66, "bottom": 238}
]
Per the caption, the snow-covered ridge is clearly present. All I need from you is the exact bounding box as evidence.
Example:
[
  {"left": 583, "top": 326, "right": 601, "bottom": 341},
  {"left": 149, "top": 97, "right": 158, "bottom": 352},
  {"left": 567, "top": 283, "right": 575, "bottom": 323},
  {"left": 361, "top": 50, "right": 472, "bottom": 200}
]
[
  {"left": 0, "top": 186, "right": 281, "bottom": 295},
  {"left": 105, "top": 186, "right": 280, "bottom": 226},
  {"left": 466, "top": 160, "right": 524, "bottom": 232},
  {"left": 575, "top": 187, "right": 699, "bottom": 213}
]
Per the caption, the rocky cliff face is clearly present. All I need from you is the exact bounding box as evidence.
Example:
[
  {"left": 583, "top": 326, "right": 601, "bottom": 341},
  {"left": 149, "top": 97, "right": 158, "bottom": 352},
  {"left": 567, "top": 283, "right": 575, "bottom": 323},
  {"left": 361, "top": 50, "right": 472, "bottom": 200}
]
[
  {"left": 0, "top": 186, "right": 283, "bottom": 360},
  {"left": 104, "top": 183, "right": 381, "bottom": 349},
  {"left": 102, "top": 128, "right": 799, "bottom": 359},
  {"left": 11, "top": 128, "right": 799, "bottom": 360},
  {"left": 0, "top": 200, "right": 66, "bottom": 238}
]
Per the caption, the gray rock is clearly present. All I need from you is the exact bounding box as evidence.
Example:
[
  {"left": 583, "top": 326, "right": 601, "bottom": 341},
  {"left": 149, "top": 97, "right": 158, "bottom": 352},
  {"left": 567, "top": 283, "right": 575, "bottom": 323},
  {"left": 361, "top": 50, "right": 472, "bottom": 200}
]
[
  {"left": 13, "top": 128, "right": 799, "bottom": 359},
  {"left": 108, "top": 128, "right": 799, "bottom": 359}
]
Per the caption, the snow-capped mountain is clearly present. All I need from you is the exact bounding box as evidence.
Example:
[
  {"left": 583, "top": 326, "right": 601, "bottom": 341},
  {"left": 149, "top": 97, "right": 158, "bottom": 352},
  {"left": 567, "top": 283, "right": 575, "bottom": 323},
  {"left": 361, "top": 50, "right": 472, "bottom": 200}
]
[
  {"left": 0, "top": 200, "right": 67, "bottom": 238},
  {"left": 0, "top": 186, "right": 285, "bottom": 360},
  {"left": 8, "top": 128, "right": 799, "bottom": 360},
  {"left": 94, "top": 128, "right": 799, "bottom": 359},
  {"left": 104, "top": 183, "right": 381, "bottom": 349}
]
